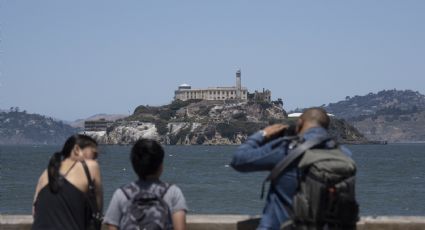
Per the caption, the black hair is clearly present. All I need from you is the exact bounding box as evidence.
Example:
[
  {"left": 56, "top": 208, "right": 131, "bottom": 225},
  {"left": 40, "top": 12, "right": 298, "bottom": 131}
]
[
  {"left": 47, "top": 134, "right": 98, "bottom": 193},
  {"left": 131, "top": 139, "right": 164, "bottom": 180}
]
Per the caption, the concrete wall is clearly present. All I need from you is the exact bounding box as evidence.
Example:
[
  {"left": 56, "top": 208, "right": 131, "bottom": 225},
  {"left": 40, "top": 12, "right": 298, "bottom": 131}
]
[{"left": 2, "top": 215, "right": 425, "bottom": 230}]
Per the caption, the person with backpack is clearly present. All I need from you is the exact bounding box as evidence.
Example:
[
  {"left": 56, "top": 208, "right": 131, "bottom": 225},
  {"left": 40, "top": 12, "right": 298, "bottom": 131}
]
[
  {"left": 32, "top": 134, "right": 103, "bottom": 230},
  {"left": 231, "top": 108, "right": 358, "bottom": 230},
  {"left": 104, "top": 138, "right": 188, "bottom": 230}
]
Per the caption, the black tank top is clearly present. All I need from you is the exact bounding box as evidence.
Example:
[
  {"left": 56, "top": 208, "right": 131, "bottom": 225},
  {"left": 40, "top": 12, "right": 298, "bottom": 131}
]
[{"left": 32, "top": 167, "right": 91, "bottom": 230}]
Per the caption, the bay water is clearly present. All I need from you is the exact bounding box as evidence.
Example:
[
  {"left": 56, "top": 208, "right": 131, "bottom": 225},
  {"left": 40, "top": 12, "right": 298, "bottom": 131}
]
[{"left": 1, "top": 144, "right": 424, "bottom": 215}]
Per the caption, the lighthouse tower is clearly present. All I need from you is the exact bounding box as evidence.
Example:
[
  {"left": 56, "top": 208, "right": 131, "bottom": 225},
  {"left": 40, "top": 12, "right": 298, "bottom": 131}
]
[{"left": 236, "top": 69, "right": 242, "bottom": 99}]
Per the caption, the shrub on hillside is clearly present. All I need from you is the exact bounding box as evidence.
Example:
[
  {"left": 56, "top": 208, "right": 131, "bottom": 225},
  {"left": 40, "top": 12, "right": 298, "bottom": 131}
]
[
  {"left": 216, "top": 121, "right": 265, "bottom": 139},
  {"left": 154, "top": 120, "right": 168, "bottom": 135}
]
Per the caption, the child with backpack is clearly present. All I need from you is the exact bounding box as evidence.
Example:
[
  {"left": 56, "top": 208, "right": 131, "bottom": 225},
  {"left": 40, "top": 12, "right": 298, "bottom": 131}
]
[{"left": 104, "top": 139, "right": 188, "bottom": 230}]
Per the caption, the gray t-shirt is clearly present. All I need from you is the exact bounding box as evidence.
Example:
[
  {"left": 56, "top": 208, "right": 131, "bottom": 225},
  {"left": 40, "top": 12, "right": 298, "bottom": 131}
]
[{"left": 103, "top": 181, "right": 188, "bottom": 227}]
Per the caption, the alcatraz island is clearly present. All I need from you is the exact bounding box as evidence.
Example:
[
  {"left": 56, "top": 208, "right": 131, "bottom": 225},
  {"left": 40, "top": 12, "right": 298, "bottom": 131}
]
[{"left": 82, "top": 70, "right": 368, "bottom": 145}]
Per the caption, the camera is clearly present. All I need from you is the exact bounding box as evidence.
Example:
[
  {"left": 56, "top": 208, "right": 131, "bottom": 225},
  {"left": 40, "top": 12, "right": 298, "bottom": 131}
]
[{"left": 282, "top": 123, "right": 297, "bottom": 136}]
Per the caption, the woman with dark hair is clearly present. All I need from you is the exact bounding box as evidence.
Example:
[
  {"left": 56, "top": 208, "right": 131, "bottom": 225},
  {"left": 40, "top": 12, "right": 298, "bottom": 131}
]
[
  {"left": 104, "top": 138, "right": 187, "bottom": 230},
  {"left": 32, "top": 134, "right": 103, "bottom": 230}
]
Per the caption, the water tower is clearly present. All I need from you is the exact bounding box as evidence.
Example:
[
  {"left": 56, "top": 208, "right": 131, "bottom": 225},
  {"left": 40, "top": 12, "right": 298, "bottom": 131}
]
[{"left": 236, "top": 69, "right": 241, "bottom": 99}]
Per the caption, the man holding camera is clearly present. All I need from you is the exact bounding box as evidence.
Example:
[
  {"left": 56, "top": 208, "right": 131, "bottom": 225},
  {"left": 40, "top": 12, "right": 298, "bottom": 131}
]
[{"left": 231, "top": 107, "right": 354, "bottom": 230}]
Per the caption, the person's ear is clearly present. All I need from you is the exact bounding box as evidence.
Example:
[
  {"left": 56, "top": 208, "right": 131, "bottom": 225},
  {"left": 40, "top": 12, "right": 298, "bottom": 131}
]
[{"left": 72, "top": 145, "right": 82, "bottom": 157}]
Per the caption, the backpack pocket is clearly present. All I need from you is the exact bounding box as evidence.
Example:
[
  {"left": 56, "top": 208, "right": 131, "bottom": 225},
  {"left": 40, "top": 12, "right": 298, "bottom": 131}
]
[
  {"left": 294, "top": 173, "right": 328, "bottom": 222},
  {"left": 293, "top": 192, "right": 309, "bottom": 220},
  {"left": 326, "top": 177, "right": 359, "bottom": 225}
]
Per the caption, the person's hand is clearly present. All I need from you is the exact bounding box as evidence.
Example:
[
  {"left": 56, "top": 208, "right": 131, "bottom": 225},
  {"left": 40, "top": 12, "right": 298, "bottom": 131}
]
[{"left": 262, "top": 124, "right": 289, "bottom": 140}]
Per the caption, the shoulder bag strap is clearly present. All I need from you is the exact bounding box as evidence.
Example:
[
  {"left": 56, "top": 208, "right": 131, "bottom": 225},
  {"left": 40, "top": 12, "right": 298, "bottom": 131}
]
[
  {"left": 260, "top": 135, "right": 331, "bottom": 199},
  {"left": 81, "top": 161, "right": 95, "bottom": 191},
  {"left": 81, "top": 161, "right": 100, "bottom": 215}
]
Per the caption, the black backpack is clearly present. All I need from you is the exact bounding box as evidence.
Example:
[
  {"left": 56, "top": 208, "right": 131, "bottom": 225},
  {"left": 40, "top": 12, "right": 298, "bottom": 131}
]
[
  {"left": 264, "top": 136, "right": 359, "bottom": 230},
  {"left": 120, "top": 182, "right": 173, "bottom": 230}
]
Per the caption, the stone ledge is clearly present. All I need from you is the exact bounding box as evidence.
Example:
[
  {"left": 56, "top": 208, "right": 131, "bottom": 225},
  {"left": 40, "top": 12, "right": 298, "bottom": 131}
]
[{"left": 1, "top": 215, "right": 425, "bottom": 230}]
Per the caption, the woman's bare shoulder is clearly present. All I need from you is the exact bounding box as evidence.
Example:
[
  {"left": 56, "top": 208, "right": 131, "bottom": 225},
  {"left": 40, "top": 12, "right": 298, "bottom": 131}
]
[
  {"left": 81, "top": 160, "right": 101, "bottom": 179},
  {"left": 84, "top": 159, "right": 100, "bottom": 170},
  {"left": 37, "top": 170, "right": 48, "bottom": 189}
]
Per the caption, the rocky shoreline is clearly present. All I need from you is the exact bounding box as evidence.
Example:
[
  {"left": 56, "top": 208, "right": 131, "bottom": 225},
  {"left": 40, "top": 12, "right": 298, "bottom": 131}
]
[{"left": 83, "top": 100, "right": 369, "bottom": 145}]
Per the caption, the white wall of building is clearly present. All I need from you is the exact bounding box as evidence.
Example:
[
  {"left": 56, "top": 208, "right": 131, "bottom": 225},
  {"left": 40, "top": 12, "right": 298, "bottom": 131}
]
[
  {"left": 174, "top": 70, "right": 249, "bottom": 101},
  {"left": 175, "top": 88, "right": 248, "bottom": 101}
]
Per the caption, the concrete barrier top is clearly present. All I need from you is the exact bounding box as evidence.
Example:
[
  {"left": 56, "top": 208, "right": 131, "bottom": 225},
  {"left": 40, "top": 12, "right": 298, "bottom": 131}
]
[{"left": 2, "top": 215, "right": 425, "bottom": 230}]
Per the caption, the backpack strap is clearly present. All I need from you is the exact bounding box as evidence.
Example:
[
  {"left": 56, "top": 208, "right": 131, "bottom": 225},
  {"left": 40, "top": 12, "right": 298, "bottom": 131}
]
[
  {"left": 160, "top": 183, "right": 172, "bottom": 198},
  {"left": 120, "top": 182, "right": 172, "bottom": 200},
  {"left": 120, "top": 182, "right": 138, "bottom": 200},
  {"left": 120, "top": 186, "right": 131, "bottom": 200},
  {"left": 260, "top": 135, "right": 331, "bottom": 199}
]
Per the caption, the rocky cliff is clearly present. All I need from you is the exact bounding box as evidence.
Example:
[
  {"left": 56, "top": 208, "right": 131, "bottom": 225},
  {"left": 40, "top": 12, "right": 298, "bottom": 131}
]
[{"left": 85, "top": 100, "right": 367, "bottom": 145}]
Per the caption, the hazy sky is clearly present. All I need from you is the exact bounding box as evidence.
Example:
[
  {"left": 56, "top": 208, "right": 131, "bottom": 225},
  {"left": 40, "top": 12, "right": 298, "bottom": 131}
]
[{"left": 1, "top": 1, "right": 424, "bottom": 121}]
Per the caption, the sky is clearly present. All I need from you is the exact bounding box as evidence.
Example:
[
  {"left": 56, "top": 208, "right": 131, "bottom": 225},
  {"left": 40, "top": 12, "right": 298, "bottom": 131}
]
[{"left": 1, "top": 1, "right": 424, "bottom": 121}]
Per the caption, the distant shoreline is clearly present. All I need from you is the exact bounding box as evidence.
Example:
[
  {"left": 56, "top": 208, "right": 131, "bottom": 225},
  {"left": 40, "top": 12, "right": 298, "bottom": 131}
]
[{"left": 5, "top": 141, "right": 425, "bottom": 146}]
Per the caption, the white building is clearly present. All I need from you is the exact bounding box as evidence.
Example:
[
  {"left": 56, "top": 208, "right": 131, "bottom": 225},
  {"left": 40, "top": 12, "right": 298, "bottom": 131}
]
[
  {"left": 174, "top": 70, "right": 248, "bottom": 101},
  {"left": 288, "top": 112, "right": 335, "bottom": 118},
  {"left": 288, "top": 113, "right": 303, "bottom": 118}
]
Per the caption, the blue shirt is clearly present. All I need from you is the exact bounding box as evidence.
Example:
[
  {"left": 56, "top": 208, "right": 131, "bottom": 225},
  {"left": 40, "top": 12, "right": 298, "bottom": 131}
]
[{"left": 230, "top": 127, "right": 351, "bottom": 230}]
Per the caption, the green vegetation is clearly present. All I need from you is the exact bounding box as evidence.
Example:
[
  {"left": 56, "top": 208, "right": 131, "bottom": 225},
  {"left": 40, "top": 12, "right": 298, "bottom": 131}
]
[
  {"left": 328, "top": 118, "right": 367, "bottom": 143},
  {"left": 133, "top": 105, "right": 160, "bottom": 115},
  {"left": 326, "top": 89, "right": 425, "bottom": 120},
  {"left": 158, "top": 109, "right": 174, "bottom": 121},
  {"left": 267, "top": 118, "right": 294, "bottom": 126},
  {"left": 154, "top": 120, "right": 168, "bottom": 135},
  {"left": 168, "top": 99, "right": 198, "bottom": 110},
  {"left": 195, "top": 135, "right": 206, "bottom": 144},
  {"left": 129, "top": 99, "right": 206, "bottom": 122},
  {"left": 197, "top": 105, "right": 213, "bottom": 116},
  {"left": 0, "top": 110, "right": 77, "bottom": 144},
  {"left": 247, "top": 101, "right": 273, "bottom": 109},
  {"left": 216, "top": 121, "right": 266, "bottom": 139},
  {"left": 203, "top": 125, "right": 216, "bottom": 139}
]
